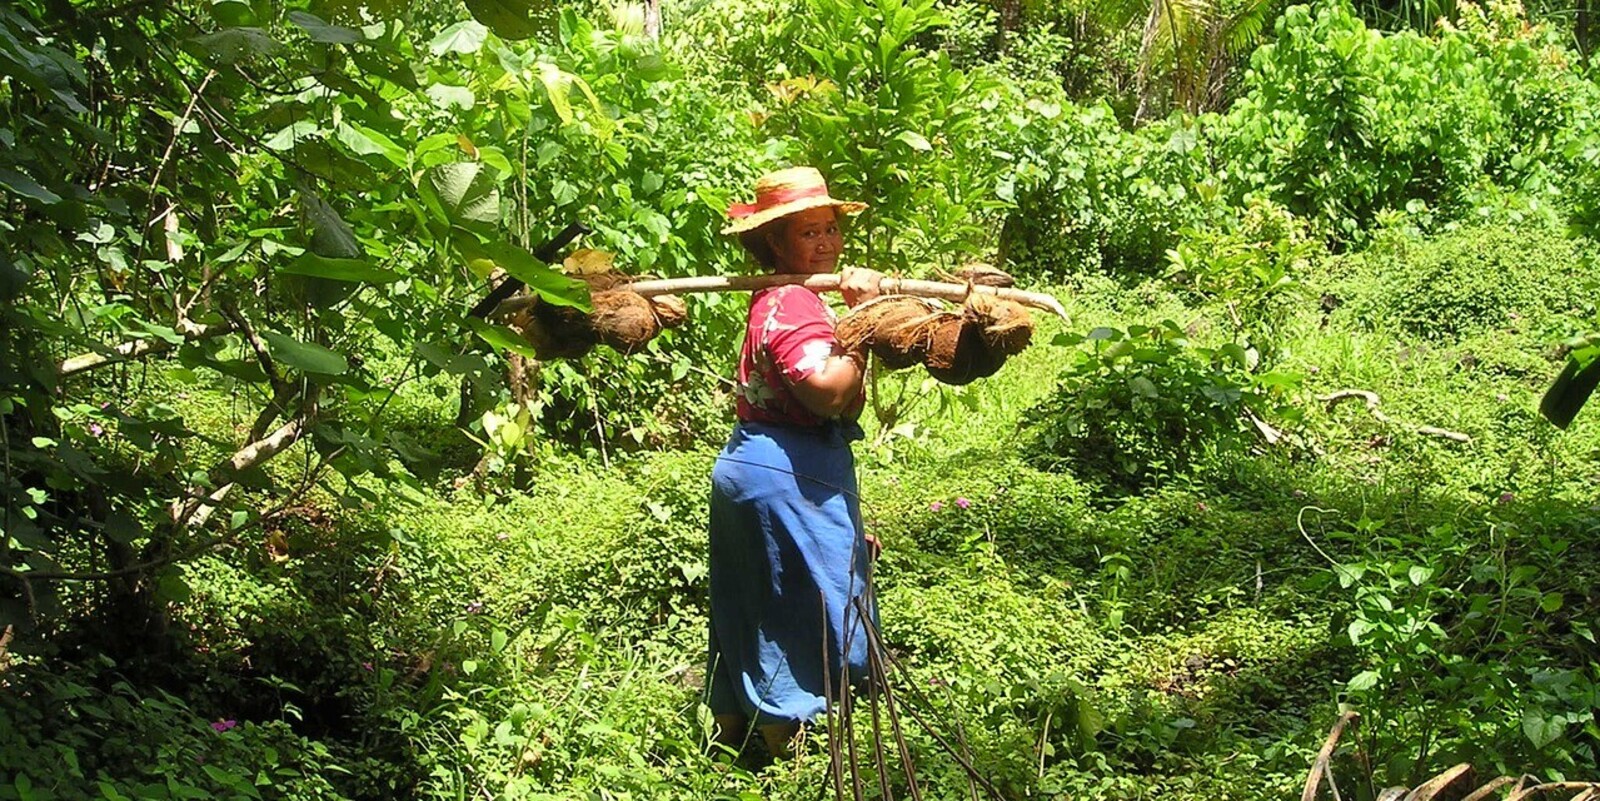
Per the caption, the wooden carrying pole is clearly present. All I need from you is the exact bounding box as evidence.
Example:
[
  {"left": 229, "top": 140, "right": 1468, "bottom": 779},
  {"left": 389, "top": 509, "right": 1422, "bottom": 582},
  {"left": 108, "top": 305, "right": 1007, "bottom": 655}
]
[{"left": 497, "top": 274, "right": 1070, "bottom": 320}]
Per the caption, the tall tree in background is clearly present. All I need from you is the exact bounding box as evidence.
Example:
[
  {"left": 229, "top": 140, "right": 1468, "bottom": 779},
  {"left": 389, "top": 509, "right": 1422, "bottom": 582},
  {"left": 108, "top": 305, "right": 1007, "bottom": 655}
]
[{"left": 1127, "top": 0, "right": 1277, "bottom": 120}]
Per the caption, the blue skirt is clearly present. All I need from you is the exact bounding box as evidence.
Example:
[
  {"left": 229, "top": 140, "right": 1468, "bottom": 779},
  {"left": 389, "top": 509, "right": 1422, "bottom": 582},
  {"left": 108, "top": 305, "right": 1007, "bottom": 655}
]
[{"left": 706, "top": 421, "right": 876, "bottom": 725}]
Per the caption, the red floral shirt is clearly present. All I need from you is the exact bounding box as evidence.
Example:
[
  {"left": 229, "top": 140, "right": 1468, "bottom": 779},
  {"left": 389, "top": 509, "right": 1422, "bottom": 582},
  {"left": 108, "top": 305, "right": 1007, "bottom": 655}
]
[{"left": 734, "top": 285, "right": 864, "bottom": 426}]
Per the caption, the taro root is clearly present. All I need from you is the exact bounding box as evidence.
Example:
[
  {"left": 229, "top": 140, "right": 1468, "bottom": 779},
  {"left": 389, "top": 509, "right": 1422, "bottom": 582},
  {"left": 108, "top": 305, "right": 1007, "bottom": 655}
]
[
  {"left": 648, "top": 294, "right": 689, "bottom": 328},
  {"left": 963, "top": 293, "right": 1034, "bottom": 356},
  {"left": 590, "top": 290, "right": 661, "bottom": 353}
]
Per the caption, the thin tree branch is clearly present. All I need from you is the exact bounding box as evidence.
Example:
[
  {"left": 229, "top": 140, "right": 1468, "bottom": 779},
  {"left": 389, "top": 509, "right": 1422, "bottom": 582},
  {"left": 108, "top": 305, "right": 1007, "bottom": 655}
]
[{"left": 57, "top": 320, "right": 234, "bottom": 377}]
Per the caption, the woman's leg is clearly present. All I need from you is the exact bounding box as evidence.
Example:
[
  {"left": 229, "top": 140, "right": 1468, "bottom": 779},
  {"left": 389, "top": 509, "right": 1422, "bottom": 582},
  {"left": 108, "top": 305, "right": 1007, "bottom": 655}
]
[
  {"left": 759, "top": 721, "right": 802, "bottom": 757},
  {"left": 713, "top": 713, "right": 748, "bottom": 748}
]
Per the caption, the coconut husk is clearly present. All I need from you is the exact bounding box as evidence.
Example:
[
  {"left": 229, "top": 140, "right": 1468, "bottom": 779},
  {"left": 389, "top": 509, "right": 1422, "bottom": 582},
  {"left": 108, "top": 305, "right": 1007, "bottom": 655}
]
[
  {"left": 523, "top": 300, "right": 598, "bottom": 359},
  {"left": 964, "top": 293, "right": 1034, "bottom": 355},
  {"left": 590, "top": 290, "right": 661, "bottom": 353},
  {"left": 923, "top": 315, "right": 1008, "bottom": 385},
  {"left": 835, "top": 296, "right": 941, "bottom": 370},
  {"left": 952, "top": 262, "right": 1015, "bottom": 288},
  {"left": 581, "top": 271, "right": 632, "bottom": 292},
  {"left": 649, "top": 294, "right": 688, "bottom": 328}
]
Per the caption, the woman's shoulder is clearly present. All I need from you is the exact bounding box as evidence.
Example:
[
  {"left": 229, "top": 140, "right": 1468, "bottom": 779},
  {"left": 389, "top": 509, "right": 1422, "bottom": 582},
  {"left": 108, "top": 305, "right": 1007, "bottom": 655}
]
[{"left": 754, "top": 284, "right": 827, "bottom": 315}]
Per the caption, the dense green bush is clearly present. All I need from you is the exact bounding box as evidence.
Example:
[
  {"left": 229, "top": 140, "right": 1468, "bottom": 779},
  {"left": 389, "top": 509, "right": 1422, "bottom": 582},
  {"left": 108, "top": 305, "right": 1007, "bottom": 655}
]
[
  {"left": 1337, "top": 225, "right": 1595, "bottom": 341},
  {"left": 1216, "top": 1, "right": 1600, "bottom": 242},
  {"left": 993, "top": 101, "right": 1220, "bottom": 279},
  {"left": 1025, "top": 320, "right": 1303, "bottom": 491}
]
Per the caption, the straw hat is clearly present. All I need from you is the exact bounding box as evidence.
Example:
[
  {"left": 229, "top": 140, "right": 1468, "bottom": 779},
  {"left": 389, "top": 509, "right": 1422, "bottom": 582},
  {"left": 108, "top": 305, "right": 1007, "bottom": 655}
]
[{"left": 721, "top": 166, "right": 867, "bottom": 234}]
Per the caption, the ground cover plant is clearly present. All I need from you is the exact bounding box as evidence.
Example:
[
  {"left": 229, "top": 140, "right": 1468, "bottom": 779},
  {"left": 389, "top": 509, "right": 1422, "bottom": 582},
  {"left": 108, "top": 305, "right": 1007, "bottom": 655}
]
[{"left": 3, "top": 0, "right": 1600, "bottom": 798}]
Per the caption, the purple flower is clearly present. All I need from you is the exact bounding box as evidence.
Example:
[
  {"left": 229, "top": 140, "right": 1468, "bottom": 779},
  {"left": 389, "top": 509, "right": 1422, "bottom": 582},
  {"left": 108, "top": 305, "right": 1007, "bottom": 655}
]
[
  {"left": 929, "top": 501, "right": 943, "bottom": 512},
  {"left": 465, "top": 600, "right": 484, "bottom": 614},
  {"left": 210, "top": 719, "right": 237, "bottom": 733},
  {"left": 362, "top": 661, "right": 374, "bottom": 672},
  {"left": 954, "top": 497, "right": 971, "bottom": 510},
  {"left": 1497, "top": 492, "right": 1515, "bottom": 505},
  {"left": 88, "top": 423, "right": 104, "bottom": 437}
]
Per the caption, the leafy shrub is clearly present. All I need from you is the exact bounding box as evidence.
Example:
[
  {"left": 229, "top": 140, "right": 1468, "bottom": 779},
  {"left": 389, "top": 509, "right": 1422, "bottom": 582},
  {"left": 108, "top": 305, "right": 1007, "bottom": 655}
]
[
  {"left": 994, "top": 102, "right": 1219, "bottom": 280},
  {"left": 1338, "top": 225, "right": 1594, "bottom": 342},
  {"left": 1026, "top": 322, "right": 1303, "bottom": 492},
  {"left": 1217, "top": 1, "right": 1600, "bottom": 242},
  {"left": 0, "top": 660, "right": 348, "bottom": 799}
]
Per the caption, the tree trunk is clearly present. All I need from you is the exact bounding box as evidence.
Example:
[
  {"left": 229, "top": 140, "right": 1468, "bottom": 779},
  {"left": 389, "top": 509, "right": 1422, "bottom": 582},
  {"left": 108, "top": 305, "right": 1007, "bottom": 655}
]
[
  {"left": 997, "top": 0, "right": 1022, "bottom": 55},
  {"left": 644, "top": 0, "right": 661, "bottom": 39}
]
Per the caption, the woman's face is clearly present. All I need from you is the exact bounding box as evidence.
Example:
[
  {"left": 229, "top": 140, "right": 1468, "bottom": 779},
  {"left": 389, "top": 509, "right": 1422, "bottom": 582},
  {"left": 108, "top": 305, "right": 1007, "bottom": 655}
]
[{"left": 768, "top": 207, "right": 842, "bottom": 274}]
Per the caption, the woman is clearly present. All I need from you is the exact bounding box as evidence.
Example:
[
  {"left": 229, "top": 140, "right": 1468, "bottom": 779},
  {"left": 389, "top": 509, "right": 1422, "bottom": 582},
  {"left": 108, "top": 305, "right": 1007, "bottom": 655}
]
[{"left": 705, "top": 167, "right": 885, "bottom": 757}]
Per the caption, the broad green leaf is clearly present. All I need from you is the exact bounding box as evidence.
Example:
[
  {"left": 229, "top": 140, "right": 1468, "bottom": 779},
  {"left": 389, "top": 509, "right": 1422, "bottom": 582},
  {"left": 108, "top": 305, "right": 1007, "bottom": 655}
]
[
  {"left": 264, "top": 121, "right": 318, "bottom": 151},
  {"left": 191, "top": 28, "right": 281, "bottom": 63},
  {"left": 468, "top": 319, "right": 539, "bottom": 358},
  {"left": 334, "top": 123, "right": 407, "bottom": 168},
  {"left": 465, "top": 0, "right": 553, "bottom": 40},
  {"left": 534, "top": 63, "right": 574, "bottom": 124},
  {"left": 288, "top": 11, "right": 362, "bottom": 43},
  {"left": 460, "top": 238, "right": 589, "bottom": 309},
  {"left": 486, "top": 241, "right": 589, "bottom": 308},
  {"left": 0, "top": 168, "right": 61, "bottom": 204},
  {"left": 1522, "top": 710, "right": 1564, "bottom": 749},
  {"left": 298, "top": 191, "right": 360, "bottom": 258},
  {"left": 430, "top": 21, "right": 488, "bottom": 56},
  {"left": 280, "top": 254, "right": 399, "bottom": 284},
  {"left": 426, "top": 84, "right": 476, "bottom": 111},
  {"left": 262, "top": 331, "right": 348, "bottom": 375},
  {"left": 894, "top": 130, "right": 932, "bottom": 151},
  {"left": 424, "top": 162, "right": 500, "bottom": 226},
  {"left": 1345, "top": 670, "right": 1379, "bottom": 692},
  {"left": 207, "top": 0, "right": 256, "bottom": 26}
]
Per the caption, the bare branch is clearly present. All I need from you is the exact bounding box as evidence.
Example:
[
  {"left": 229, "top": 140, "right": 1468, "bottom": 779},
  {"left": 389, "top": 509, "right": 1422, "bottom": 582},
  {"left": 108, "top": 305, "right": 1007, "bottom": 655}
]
[
  {"left": 57, "top": 320, "right": 234, "bottom": 377},
  {"left": 1319, "top": 389, "right": 1472, "bottom": 443},
  {"left": 497, "top": 274, "right": 1071, "bottom": 320}
]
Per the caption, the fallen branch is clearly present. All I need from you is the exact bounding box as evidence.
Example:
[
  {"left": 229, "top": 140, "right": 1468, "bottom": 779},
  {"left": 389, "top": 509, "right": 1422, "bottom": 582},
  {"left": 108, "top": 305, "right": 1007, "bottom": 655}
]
[
  {"left": 496, "top": 273, "right": 1070, "bottom": 320},
  {"left": 1302, "top": 711, "right": 1359, "bottom": 801},
  {"left": 169, "top": 395, "right": 317, "bottom": 530},
  {"left": 1318, "top": 389, "right": 1472, "bottom": 444},
  {"left": 58, "top": 320, "right": 233, "bottom": 378}
]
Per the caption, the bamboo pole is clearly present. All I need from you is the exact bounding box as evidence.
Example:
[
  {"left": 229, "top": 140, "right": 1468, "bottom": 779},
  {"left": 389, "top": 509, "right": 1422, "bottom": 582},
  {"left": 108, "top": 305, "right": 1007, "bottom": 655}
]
[{"left": 493, "top": 274, "right": 1070, "bottom": 320}]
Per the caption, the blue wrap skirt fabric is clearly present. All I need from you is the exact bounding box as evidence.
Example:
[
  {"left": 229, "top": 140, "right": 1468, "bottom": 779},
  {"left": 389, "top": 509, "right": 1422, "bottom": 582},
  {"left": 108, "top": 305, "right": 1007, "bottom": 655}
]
[{"left": 706, "top": 421, "right": 876, "bottom": 725}]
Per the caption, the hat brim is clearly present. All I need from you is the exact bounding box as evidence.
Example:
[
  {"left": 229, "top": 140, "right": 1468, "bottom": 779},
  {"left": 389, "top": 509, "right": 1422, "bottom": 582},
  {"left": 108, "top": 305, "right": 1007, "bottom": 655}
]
[{"left": 721, "top": 196, "right": 868, "bottom": 235}]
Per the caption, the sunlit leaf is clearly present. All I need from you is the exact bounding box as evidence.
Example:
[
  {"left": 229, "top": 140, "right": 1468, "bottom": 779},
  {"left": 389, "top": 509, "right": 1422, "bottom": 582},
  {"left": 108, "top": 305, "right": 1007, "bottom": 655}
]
[
  {"left": 334, "top": 122, "right": 408, "bottom": 168},
  {"left": 429, "top": 21, "right": 489, "bottom": 56},
  {"left": 423, "top": 161, "right": 500, "bottom": 226}
]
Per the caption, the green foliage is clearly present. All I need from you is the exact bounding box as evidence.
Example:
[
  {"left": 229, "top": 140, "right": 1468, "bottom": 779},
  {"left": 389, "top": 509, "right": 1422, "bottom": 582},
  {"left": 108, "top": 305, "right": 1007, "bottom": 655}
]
[
  {"left": 769, "top": 0, "right": 1002, "bottom": 274},
  {"left": 1318, "top": 509, "right": 1600, "bottom": 785},
  {"left": 1027, "top": 320, "right": 1304, "bottom": 491},
  {"left": 0, "top": 659, "right": 346, "bottom": 799},
  {"left": 6, "top": 0, "right": 1600, "bottom": 798},
  {"left": 1337, "top": 224, "right": 1594, "bottom": 342},
  {"left": 1218, "top": 1, "right": 1600, "bottom": 242},
  {"left": 994, "top": 101, "right": 1220, "bottom": 278}
]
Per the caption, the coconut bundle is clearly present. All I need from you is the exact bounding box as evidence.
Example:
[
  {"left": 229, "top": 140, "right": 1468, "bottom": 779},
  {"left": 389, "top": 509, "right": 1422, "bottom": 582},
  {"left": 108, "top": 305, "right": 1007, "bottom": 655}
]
[
  {"left": 508, "top": 271, "right": 688, "bottom": 360},
  {"left": 495, "top": 260, "right": 1062, "bottom": 364},
  {"left": 836, "top": 293, "right": 1035, "bottom": 385}
]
